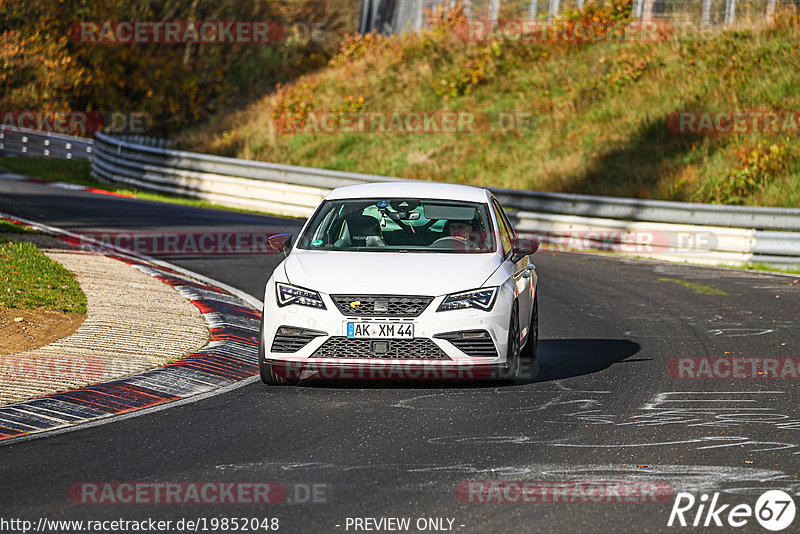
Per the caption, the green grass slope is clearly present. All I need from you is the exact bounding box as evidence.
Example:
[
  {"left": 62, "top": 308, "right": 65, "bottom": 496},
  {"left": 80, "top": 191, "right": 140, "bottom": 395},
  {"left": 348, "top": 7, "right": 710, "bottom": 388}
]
[{"left": 179, "top": 2, "right": 800, "bottom": 207}]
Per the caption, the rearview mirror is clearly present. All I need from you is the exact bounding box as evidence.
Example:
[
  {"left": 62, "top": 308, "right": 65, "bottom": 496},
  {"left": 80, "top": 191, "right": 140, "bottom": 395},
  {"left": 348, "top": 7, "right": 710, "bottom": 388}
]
[{"left": 387, "top": 211, "right": 421, "bottom": 221}]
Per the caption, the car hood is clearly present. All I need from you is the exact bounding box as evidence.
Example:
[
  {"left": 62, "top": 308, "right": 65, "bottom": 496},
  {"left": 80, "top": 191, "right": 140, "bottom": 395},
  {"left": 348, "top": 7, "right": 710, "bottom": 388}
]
[{"left": 283, "top": 250, "right": 502, "bottom": 296}]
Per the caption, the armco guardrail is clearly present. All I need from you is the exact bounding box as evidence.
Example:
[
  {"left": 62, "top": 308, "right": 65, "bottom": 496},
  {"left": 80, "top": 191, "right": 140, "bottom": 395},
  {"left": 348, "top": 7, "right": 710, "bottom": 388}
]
[
  {"left": 90, "top": 131, "right": 800, "bottom": 266},
  {"left": 490, "top": 188, "right": 800, "bottom": 231},
  {"left": 0, "top": 126, "right": 93, "bottom": 159},
  {"left": 14, "top": 129, "right": 800, "bottom": 267},
  {"left": 511, "top": 211, "right": 800, "bottom": 267}
]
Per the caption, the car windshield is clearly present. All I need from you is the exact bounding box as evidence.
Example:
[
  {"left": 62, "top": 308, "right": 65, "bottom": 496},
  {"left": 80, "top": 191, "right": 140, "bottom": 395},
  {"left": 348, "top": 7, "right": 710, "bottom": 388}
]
[{"left": 297, "top": 198, "right": 496, "bottom": 253}]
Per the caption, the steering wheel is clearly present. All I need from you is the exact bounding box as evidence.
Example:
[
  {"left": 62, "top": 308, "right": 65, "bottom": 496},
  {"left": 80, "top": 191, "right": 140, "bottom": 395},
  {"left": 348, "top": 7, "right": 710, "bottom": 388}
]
[{"left": 431, "top": 236, "right": 477, "bottom": 250}]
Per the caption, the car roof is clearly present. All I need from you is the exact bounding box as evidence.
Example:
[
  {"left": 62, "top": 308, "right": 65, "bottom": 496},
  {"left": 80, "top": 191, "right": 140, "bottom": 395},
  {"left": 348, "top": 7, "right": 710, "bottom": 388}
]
[{"left": 324, "top": 182, "right": 492, "bottom": 203}]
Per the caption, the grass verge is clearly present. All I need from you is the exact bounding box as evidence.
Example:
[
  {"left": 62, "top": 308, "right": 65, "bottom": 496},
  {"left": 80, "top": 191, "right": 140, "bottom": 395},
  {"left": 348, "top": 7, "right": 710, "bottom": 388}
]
[
  {"left": 731, "top": 262, "right": 800, "bottom": 276},
  {"left": 0, "top": 219, "right": 41, "bottom": 235},
  {"left": 0, "top": 223, "right": 87, "bottom": 313}
]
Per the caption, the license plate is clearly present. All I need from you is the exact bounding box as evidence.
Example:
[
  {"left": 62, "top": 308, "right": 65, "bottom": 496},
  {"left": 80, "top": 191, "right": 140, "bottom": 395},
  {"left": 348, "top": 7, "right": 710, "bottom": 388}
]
[{"left": 347, "top": 322, "right": 414, "bottom": 338}]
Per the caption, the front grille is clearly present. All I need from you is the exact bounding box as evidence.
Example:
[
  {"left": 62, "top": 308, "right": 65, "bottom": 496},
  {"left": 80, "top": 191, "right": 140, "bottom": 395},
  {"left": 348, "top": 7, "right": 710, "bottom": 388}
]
[
  {"left": 435, "top": 330, "right": 498, "bottom": 358},
  {"left": 330, "top": 295, "right": 433, "bottom": 317},
  {"left": 271, "top": 327, "right": 326, "bottom": 353},
  {"left": 310, "top": 337, "right": 450, "bottom": 359}
]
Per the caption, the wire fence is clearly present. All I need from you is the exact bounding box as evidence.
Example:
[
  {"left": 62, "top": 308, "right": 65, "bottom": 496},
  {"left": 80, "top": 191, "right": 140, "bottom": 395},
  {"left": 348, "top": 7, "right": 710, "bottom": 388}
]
[
  {"left": 360, "top": 0, "right": 800, "bottom": 33},
  {"left": 634, "top": 0, "right": 798, "bottom": 24}
]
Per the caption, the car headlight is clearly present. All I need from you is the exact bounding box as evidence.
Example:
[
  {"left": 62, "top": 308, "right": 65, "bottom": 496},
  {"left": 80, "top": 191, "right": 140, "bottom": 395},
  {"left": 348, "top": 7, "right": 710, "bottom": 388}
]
[
  {"left": 437, "top": 287, "right": 498, "bottom": 312},
  {"left": 276, "top": 282, "right": 326, "bottom": 309}
]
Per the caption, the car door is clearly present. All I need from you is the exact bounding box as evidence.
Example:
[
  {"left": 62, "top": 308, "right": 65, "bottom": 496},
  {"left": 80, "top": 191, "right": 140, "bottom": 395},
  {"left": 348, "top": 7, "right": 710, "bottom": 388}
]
[{"left": 492, "top": 198, "right": 533, "bottom": 339}]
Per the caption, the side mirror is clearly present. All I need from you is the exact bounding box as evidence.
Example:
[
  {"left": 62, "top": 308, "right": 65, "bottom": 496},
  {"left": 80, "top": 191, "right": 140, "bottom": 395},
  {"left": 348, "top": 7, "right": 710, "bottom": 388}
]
[
  {"left": 510, "top": 237, "right": 539, "bottom": 263},
  {"left": 268, "top": 234, "right": 294, "bottom": 257}
]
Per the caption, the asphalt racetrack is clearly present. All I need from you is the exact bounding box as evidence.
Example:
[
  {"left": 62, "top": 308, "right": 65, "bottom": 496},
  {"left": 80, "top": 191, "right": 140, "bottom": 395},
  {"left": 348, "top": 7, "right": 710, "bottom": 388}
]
[{"left": 1, "top": 178, "right": 799, "bottom": 533}]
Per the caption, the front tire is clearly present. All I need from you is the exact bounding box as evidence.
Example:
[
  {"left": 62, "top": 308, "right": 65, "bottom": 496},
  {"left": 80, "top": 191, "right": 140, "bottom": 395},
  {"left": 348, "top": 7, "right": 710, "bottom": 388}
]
[
  {"left": 519, "top": 294, "right": 538, "bottom": 381},
  {"left": 496, "top": 302, "right": 521, "bottom": 385}
]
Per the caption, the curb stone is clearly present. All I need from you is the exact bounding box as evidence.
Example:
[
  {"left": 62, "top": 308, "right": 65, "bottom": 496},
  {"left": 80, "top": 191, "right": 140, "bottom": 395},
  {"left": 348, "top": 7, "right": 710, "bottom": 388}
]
[{"left": 0, "top": 217, "right": 261, "bottom": 443}]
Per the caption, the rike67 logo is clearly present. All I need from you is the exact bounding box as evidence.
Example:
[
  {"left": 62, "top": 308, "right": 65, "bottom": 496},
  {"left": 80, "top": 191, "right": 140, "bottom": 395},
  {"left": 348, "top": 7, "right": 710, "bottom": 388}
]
[{"left": 668, "top": 490, "right": 796, "bottom": 531}]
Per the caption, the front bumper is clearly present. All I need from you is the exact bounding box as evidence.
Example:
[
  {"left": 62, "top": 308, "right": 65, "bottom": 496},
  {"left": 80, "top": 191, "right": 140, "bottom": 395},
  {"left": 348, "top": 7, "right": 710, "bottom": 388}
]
[
  {"left": 264, "top": 358, "right": 509, "bottom": 381},
  {"left": 262, "top": 278, "right": 516, "bottom": 378}
]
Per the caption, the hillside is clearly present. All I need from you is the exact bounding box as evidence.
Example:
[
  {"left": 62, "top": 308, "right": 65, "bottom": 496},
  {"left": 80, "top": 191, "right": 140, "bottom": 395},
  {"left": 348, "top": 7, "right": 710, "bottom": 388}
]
[
  {"left": 1, "top": 1, "right": 358, "bottom": 135},
  {"left": 179, "top": 2, "right": 800, "bottom": 207}
]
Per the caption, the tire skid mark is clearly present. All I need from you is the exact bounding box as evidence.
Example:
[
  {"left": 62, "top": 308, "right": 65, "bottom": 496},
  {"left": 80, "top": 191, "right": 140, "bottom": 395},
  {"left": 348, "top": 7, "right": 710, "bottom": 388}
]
[
  {"left": 432, "top": 390, "right": 800, "bottom": 458},
  {"left": 214, "top": 461, "right": 800, "bottom": 495}
]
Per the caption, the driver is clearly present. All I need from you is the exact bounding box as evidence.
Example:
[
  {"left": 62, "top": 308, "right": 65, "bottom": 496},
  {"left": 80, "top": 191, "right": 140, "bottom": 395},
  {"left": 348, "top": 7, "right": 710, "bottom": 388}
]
[
  {"left": 444, "top": 219, "right": 481, "bottom": 250},
  {"left": 447, "top": 220, "right": 473, "bottom": 239}
]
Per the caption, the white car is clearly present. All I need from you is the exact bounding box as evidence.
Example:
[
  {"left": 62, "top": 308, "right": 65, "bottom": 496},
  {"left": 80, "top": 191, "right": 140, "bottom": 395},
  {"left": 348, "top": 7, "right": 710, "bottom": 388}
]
[{"left": 259, "top": 182, "right": 538, "bottom": 385}]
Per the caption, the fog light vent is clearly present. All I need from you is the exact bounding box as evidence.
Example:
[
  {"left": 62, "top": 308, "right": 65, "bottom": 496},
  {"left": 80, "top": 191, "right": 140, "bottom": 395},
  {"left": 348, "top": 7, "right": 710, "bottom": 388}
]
[
  {"left": 434, "top": 330, "right": 497, "bottom": 358},
  {"left": 271, "top": 326, "right": 326, "bottom": 353},
  {"left": 461, "top": 331, "right": 487, "bottom": 339},
  {"left": 277, "top": 326, "right": 304, "bottom": 336}
]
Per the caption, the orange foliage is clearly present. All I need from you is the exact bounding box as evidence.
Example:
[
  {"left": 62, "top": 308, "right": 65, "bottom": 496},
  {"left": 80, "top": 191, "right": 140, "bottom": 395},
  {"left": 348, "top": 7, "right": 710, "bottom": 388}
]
[{"left": 0, "top": 0, "right": 357, "bottom": 135}]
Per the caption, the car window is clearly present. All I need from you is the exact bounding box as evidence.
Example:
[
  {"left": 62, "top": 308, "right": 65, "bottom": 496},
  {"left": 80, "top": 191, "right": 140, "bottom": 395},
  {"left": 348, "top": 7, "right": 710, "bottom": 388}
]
[
  {"left": 498, "top": 202, "right": 517, "bottom": 240},
  {"left": 297, "top": 198, "right": 497, "bottom": 253},
  {"left": 492, "top": 199, "right": 513, "bottom": 256}
]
